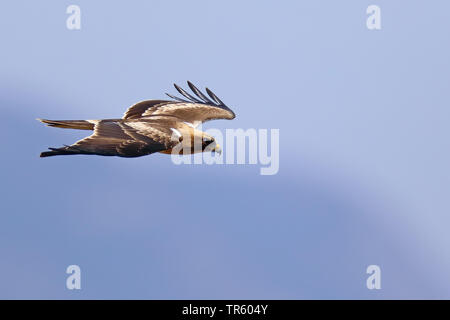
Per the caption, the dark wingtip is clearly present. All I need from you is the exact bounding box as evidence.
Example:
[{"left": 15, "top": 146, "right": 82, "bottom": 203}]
[
  {"left": 205, "top": 87, "right": 227, "bottom": 107},
  {"left": 40, "top": 147, "right": 59, "bottom": 157},
  {"left": 173, "top": 83, "right": 182, "bottom": 92},
  {"left": 172, "top": 82, "right": 202, "bottom": 103},
  {"left": 40, "top": 143, "right": 89, "bottom": 157},
  {"left": 166, "top": 93, "right": 189, "bottom": 102},
  {"left": 40, "top": 150, "right": 54, "bottom": 157},
  {"left": 168, "top": 81, "right": 231, "bottom": 111},
  {"left": 187, "top": 81, "right": 214, "bottom": 104},
  {"left": 205, "top": 88, "right": 220, "bottom": 104}
]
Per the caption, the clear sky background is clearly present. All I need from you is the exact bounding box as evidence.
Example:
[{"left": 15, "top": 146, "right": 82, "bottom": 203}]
[{"left": 1, "top": 0, "right": 450, "bottom": 299}]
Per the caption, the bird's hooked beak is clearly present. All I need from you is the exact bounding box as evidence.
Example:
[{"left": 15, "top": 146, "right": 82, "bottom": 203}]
[{"left": 212, "top": 143, "right": 222, "bottom": 156}]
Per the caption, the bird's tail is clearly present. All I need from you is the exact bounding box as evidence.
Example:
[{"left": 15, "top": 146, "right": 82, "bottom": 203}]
[{"left": 37, "top": 118, "right": 95, "bottom": 130}]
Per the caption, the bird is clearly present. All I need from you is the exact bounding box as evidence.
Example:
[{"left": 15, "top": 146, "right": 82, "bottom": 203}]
[{"left": 37, "top": 81, "right": 235, "bottom": 158}]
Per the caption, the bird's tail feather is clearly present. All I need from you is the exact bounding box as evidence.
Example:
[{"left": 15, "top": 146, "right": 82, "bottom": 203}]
[{"left": 37, "top": 118, "right": 95, "bottom": 130}]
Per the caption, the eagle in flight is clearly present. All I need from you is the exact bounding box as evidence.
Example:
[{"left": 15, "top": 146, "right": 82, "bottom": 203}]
[{"left": 38, "top": 81, "right": 235, "bottom": 158}]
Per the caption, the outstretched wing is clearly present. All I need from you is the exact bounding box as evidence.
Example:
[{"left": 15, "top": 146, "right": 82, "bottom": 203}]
[
  {"left": 122, "top": 81, "right": 235, "bottom": 126},
  {"left": 41, "top": 119, "right": 181, "bottom": 158}
]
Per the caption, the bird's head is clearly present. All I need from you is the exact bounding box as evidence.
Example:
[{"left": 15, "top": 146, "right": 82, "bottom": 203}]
[{"left": 202, "top": 134, "right": 221, "bottom": 155}]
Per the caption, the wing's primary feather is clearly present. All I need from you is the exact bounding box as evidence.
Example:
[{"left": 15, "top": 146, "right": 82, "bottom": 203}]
[
  {"left": 205, "top": 87, "right": 226, "bottom": 106},
  {"left": 174, "top": 83, "right": 203, "bottom": 103},
  {"left": 165, "top": 93, "right": 190, "bottom": 103},
  {"left": 187, "top": 81, "right": 215, "bottom": 104}
]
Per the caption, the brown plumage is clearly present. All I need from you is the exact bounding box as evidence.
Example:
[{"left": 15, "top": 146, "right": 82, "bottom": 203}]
[{"left": 38, "top": 81, "right": 235, "bottom": 158}]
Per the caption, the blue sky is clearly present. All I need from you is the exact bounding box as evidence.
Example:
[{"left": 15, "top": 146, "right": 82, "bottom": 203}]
[{"left": 1, "top": 0, "right": 450, "bottom": 299}]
